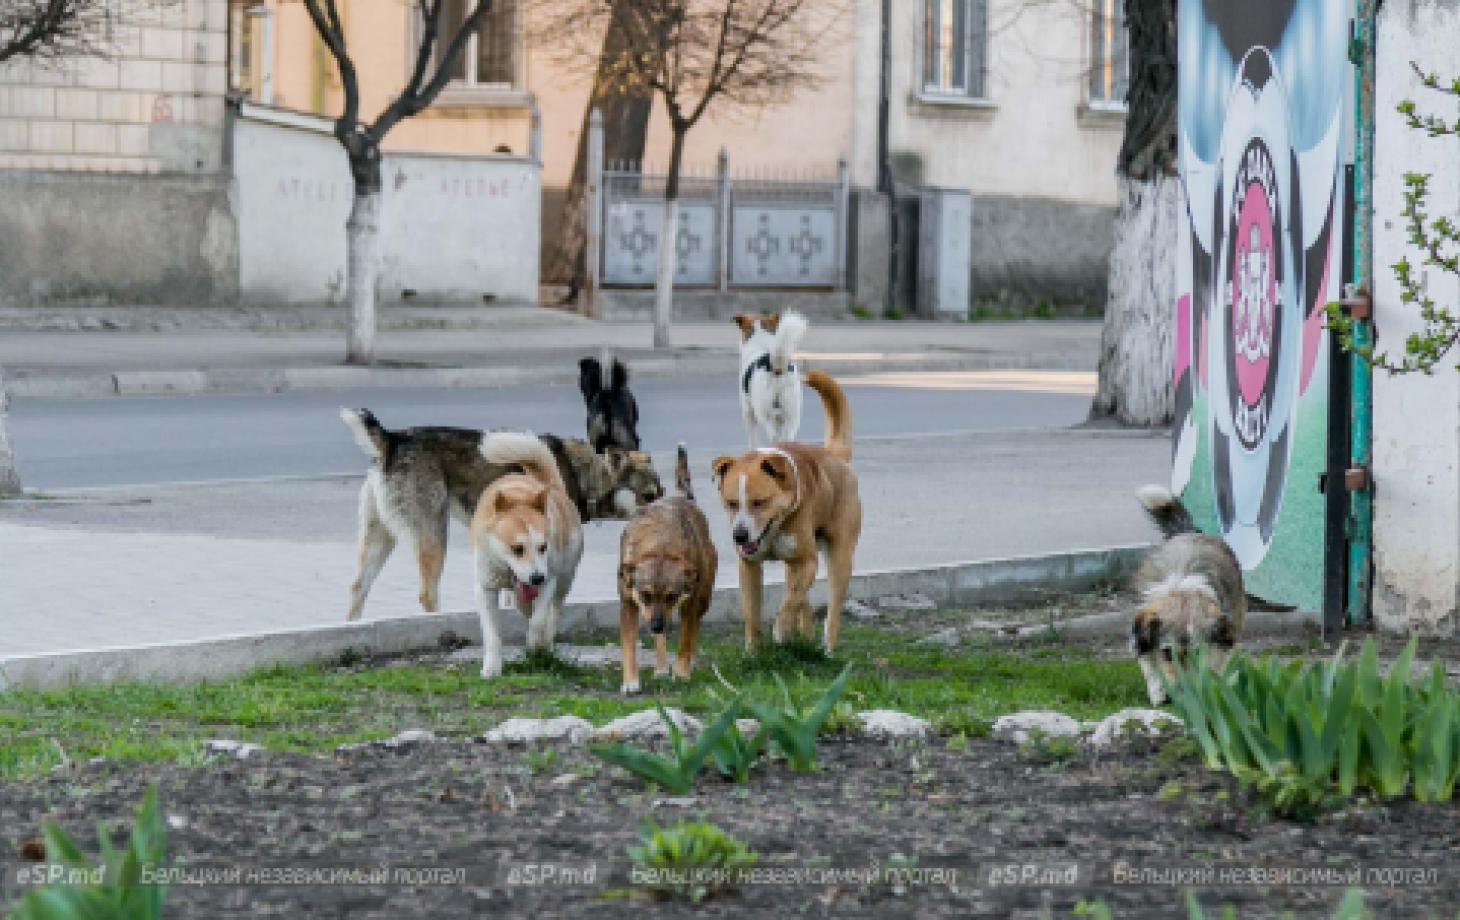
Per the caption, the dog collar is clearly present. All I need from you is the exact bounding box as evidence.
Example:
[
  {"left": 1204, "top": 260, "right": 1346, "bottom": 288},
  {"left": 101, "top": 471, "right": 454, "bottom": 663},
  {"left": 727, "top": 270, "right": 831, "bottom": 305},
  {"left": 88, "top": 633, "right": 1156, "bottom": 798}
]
[
  {"left": 754, "top": 447, "right": 801, "bottom": 517},
  {"left": 741, "top": 353, "right": 794, "bottom": 394}
]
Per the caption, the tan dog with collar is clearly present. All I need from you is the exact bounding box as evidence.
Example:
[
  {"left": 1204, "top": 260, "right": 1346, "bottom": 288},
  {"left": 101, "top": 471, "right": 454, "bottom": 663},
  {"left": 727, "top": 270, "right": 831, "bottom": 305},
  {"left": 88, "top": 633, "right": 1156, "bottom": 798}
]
[{"left": 711, "top": 369, "right": 861, "bottom": 652}]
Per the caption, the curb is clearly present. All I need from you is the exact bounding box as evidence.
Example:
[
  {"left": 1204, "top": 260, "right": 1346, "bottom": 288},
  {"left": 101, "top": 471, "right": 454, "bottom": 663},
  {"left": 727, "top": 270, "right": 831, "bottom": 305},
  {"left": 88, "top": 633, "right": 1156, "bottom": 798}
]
[
  {"left": 0, "top": 545, "right": 1145, "bottom": 690},
  {"left": 8, "top": 352, "right": 1096, "bottom": 399}
]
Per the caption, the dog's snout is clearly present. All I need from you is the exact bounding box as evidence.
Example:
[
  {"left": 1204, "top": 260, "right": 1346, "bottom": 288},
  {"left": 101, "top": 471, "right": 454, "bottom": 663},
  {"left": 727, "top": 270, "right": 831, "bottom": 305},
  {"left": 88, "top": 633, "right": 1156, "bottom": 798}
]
[
  {"left": 528, "top": 572, "right": 546, "bottom": 586},
  {"left": 649, "top": 615, "right": 666, "bottom": 635},
  {"left": 732, "top": 526, "right": 750, "bottom": 545}
]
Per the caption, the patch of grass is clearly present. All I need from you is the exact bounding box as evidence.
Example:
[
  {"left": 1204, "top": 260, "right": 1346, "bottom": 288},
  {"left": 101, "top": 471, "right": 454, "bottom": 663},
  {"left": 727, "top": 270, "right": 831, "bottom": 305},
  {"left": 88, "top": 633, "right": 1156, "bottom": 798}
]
[{"left": 0, "top": 622, "right": 1150, "bottom": 779}]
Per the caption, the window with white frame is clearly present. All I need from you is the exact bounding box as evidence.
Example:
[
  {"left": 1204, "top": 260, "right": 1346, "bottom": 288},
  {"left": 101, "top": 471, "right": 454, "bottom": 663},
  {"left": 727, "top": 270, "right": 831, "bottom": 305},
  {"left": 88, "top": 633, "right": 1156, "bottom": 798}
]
[
  {"left": 922, "top": 0, "right": 988, "bottom": 101},
  {"left": 1089, "top": 0, "right": 1129, "bottom": 106},
  {"left": 437, "top": 0, "right": 519, "bottom": 89}
]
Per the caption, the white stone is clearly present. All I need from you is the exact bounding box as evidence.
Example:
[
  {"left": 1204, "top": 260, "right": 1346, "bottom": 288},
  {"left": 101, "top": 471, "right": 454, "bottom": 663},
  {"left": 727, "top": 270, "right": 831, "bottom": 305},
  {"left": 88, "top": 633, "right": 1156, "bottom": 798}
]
[
  {"left": 990, "top": 711, "right": 1081, "bottom": 745},
  {"left": 856, "top": 709, "right": 932, "bottom": 739},
  {"left": 1086, "top": 708, "right": 1181, "bottom": 749},
  {"left": 204, "top": 739, "right": 264, "bottom": 759},
  {"left": 379, "top": 729, "right": 437, "bottom": 748},
  {"left": 844, "top": 598, "right": 881, "bottom": 620},
  {"left": 918, "top": 627, "right": 960, "bottom": 647},
  {"left": 483, "top": 716, "right": 593, "bottom": 744},
  {"left": 876, "top": 592, "right": 937, "bottom": 611},
  {"left": 590, "top": 708, "right": 700, "bottom": 741}
]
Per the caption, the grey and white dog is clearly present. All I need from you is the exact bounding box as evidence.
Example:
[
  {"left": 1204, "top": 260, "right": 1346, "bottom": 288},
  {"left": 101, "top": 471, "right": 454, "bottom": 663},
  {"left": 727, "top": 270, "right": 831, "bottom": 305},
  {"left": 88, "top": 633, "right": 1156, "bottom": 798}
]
[{"left": 1130, "top": 485, "right": 1247, "bottom": 705}]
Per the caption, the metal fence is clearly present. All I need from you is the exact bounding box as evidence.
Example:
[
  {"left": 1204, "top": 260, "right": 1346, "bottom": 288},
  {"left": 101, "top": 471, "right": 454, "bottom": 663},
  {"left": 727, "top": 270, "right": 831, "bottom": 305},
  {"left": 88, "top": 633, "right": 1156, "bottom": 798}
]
[{"left": 586, "top": 113, "right": 849, "bottom": 291}]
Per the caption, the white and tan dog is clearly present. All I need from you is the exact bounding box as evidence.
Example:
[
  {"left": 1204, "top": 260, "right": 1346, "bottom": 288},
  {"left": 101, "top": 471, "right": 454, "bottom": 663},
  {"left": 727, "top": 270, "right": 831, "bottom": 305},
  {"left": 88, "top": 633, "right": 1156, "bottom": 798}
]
[
  {"left": 470, "top": 433, "right": 585, "bottom": 678},
  {"left": 735, "top": 311, "right": 809, "bottom": 448},
  {"left": 712, "top": 369, "right": 861, "bottom": 653}
]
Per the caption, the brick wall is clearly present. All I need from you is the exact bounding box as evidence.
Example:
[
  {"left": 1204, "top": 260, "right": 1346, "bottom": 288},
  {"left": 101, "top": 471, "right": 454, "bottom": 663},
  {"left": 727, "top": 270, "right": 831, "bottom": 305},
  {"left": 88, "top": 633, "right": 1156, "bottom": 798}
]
[{"left": 0, "top": 0, "right": 229, "bottom": 174}]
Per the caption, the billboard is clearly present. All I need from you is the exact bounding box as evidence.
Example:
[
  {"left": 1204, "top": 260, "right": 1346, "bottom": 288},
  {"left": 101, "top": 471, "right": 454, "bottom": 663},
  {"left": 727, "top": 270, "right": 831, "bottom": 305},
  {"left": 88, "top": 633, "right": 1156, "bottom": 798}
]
[{"left": 1173, "top": 0, "right": 1351, "bottom": 609}]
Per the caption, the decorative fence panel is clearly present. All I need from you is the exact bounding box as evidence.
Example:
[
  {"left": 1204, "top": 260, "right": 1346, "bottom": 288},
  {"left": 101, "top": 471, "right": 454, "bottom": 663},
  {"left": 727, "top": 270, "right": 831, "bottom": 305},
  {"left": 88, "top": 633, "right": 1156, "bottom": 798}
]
[{"left": 592, "top": 144, "right": 847, "bottom": 291}]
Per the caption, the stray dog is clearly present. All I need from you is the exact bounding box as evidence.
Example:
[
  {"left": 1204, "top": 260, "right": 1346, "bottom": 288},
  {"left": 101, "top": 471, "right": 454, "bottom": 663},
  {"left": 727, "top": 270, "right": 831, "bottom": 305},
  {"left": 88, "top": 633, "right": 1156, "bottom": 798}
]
[
  {"left": 735, "top": 311, "right": 809, "bottom": 448},
  {"left": 1131, "top": 485, "right": 1247, "bottom": 705},
  {"left": 579, "top": 356, "right": 641, "bottom": 452},
  {"left": 712, "top": 369, "right": 861, "bottom": 652},
  {"left": 470, "top": 433, "right": 584, "bottom": 677},
  {"left": 617, "top": 445, "right": 718, "bottom": 694},
  {"left": 340, "top": 411, "right": 659, "bottom": 622}
]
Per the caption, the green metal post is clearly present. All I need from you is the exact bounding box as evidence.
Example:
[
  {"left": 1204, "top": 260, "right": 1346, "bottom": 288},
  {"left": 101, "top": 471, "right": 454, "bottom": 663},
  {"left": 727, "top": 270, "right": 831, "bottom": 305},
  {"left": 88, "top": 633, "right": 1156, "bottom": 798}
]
[{"left": 1347, "top": 1, "right": 1376, "bottom": 625}]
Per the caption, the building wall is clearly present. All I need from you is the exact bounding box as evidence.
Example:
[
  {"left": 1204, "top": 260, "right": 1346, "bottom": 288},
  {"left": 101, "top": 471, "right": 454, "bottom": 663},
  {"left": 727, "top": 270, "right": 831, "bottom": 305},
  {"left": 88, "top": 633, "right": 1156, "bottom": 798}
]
[
  {"left": 234, "top": 108, "right": 540, "bottom": 305},
  {"left": 1371, "top": 0, "right": 1460, "bottom": 634},
  {"left": 0, "top": 0, "right": 229, "bottom": 173}
]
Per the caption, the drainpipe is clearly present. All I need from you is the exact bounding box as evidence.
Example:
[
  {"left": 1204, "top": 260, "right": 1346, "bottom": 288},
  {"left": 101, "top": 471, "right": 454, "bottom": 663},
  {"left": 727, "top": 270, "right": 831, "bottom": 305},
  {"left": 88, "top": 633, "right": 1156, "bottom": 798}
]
[
  {"left": 1346, "top": 0, "right": 1378, "bottom": 626},
  {"left": 878, "top": 0, "right": 896, "bottom": 315}
]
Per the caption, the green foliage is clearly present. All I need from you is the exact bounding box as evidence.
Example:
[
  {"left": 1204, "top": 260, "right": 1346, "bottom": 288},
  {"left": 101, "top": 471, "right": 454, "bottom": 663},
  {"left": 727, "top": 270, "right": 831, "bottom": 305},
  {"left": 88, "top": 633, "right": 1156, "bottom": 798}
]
[
  {"left": 707, "top": 717, "right": 766, "bottom": 784},
  {"left": 8, "top": 787, "right": 167, "bottom": 920},
  {"left": 751, "top": 664, "right": 853, "bottom": 771},
  {"left": 1184, "top": 887, "right": 1367, "bottom": 920},
  {"left": 588, "top": 703, "right": 740, "bottom": 794},
  {"left": 1017, "top": 728, "right": 1080, "bottom": 768},
  {"left": 1165, "top": 638, "right": 1460, "bottom": 818},
  {"left": 1329, "top": 63, "right": 1459, "bottom": 373},
  {"left": 628, "top": 819, "right": 758, "bottom": 903},
  {"left": 523, "top": 747, "right": 557, "bottom": 775}
]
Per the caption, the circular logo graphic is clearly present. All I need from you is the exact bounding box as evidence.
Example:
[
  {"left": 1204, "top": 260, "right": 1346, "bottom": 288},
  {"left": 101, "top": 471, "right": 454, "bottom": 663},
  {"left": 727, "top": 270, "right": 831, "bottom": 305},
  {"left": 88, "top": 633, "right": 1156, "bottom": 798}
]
[{"left": 1226, "top": 138, "right": 1284, "bottom": 451}]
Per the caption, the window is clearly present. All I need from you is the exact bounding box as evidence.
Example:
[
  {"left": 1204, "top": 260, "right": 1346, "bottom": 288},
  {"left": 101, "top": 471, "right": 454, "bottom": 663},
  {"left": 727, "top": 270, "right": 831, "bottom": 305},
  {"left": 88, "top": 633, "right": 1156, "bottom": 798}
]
[
  {"left": 1089, "top": 0, "right": 1129, "bottom": 106},
  {"left": 922, "top": 0, "right": 988, "bottom": 100},
  {"left": 439, "top": 0, "right": 518, "bottom": 89}
]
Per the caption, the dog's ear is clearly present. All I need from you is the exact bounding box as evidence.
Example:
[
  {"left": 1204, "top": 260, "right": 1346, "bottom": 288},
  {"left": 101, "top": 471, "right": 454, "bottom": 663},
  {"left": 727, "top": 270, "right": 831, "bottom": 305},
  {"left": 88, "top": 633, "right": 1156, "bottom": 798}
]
[
  {"left": 528, "top": 482, "right": 548, "bottom": 511},
  {"left": 732, "top": 314, "right": 756, "bottom": 340},
  {"left": 578, "top": 357, "right": 602, "bottom": 402},
  {"left": 609, "top": 359, "right": 630, "bottom": 392},
  {"left": 759, "top": 453, "right": 792, "bottom": 483},
  {"left": 760, "top": 312, "right": 781, "bottom": 333},
  {"left": 710, "top": 455, "right": 736, "bottom": 486},
  {"left": 492, "top": 489, "right": 515, "bottom": 515}
]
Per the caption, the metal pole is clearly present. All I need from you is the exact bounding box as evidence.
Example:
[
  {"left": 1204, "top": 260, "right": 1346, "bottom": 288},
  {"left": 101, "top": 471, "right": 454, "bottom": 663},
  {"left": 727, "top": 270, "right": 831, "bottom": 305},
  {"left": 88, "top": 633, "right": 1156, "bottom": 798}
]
[
  {"left": 718, "top": 146, "right": 730, "bottom": 293},
  {"left": 1347, "top": 2, "right": 1376, "bottom": 626},
  {"left": 529, "top": 101, "right": 542, "bottom": 165},
  {"left": 836, "top": 151, "right": 849, "bottom": 291},
  {"left": 585, "top": 108, "right": 604, "bottom": 319}
]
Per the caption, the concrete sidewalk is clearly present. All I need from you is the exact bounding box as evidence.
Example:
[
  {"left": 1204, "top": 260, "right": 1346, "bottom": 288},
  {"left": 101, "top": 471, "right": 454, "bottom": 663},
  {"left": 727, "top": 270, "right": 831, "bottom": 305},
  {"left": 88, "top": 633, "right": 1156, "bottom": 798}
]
[
  {"left": 0, "top": 306, "right": 1101, "bottom": 398},
  {"left": 0, "top": 426, "right": 1169, "bottom": 659}
]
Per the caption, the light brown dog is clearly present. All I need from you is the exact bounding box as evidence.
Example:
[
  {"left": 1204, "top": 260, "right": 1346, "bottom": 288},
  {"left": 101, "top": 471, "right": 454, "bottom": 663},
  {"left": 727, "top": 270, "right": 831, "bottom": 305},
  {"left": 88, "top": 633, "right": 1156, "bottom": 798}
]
[
  {"left": 617, "top": 445, "right": 717, "bottom": 694},
  {"left": 712, "top": 369, "right": 861, "bottom": 653}
]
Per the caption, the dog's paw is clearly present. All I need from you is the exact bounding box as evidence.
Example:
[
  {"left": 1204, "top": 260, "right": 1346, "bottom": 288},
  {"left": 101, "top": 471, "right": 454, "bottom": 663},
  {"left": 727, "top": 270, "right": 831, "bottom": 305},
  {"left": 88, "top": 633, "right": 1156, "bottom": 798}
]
[
  {"left": 671, "top": 665, "right": 692, "bottom": 681},
  {"left": 480, "top": 660, "right": 503, "bottom": 679},
  {"left": 654, "top": 666, "right": 671, "bottom": 679},
  {"left": 620, "top": 680, "right": 641, "bottom": 695}
]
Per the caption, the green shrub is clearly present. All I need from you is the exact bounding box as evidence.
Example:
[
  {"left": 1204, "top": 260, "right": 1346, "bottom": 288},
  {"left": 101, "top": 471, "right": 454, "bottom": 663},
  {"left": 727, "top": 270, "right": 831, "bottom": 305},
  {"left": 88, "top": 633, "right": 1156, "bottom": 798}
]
[
  {"left": 628, "top": 819, "right": 758, "bottom": 902},
  {"left": 1165, "top": 638, "right": 1460, "bottom": 816},
  {"left": 708, "top": 717, "right": 766, "bottom": 784},
  {"left": 8, "top": 787, "right": 168, "bottom": 920}
]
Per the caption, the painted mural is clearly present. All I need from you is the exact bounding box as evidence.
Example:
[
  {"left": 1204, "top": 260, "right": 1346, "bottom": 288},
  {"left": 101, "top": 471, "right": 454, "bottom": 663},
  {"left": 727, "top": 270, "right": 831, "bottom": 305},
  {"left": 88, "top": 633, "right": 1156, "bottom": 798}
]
[{"left": 1173, "top": 0, "right": 1351, "bottom": 609}]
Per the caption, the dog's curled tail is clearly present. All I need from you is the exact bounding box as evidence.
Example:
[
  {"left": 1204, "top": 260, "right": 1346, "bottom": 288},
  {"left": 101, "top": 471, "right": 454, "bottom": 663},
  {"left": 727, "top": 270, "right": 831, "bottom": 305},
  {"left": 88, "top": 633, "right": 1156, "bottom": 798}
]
[
  {"left": 340, "top": 408, "right": 390, "bottom": 461},
  {"left": 770, "top": 311, "right": 809, "bottom": 373},
  {"left": 480, "top": 431, "right": 567, "bottom": 493},
  {"left": 1137, "top": 484, "right": 1197, "bottom": 539},
  {"left": 674, "top": 443, "right": 694, "bottom": 501},
  {"left": 805, "top": 368, "right": 852, "bottom": 461}
]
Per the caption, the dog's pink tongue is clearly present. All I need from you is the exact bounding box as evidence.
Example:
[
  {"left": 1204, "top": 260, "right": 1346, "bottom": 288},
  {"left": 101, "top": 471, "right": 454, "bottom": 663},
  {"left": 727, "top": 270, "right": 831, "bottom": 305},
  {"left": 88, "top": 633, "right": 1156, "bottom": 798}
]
[
  {"left": 515, "top": 583, "right": 540, "bottom": 608},
  {"left": 740, "top": 540, "right": 759, "bottom": 556}
]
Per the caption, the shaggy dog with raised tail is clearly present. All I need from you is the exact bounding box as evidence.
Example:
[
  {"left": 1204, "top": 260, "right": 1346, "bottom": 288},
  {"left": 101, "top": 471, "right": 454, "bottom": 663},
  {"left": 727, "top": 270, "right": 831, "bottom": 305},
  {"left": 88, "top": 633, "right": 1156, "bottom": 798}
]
[
  {"left": 470, "top": 432, "right": 584, "bottom": 678},
  {"left": 616, "top": 444, "right": 718, "bottom": 694},
  {"left": 1131, "top": 485, "right": 1246, "bottom": 705},
  {"left": 735, "top": 311, "right": 810, "bottom": 448},
  {"left": 713, "top": 369, "right": 862, "bottom": 653}
]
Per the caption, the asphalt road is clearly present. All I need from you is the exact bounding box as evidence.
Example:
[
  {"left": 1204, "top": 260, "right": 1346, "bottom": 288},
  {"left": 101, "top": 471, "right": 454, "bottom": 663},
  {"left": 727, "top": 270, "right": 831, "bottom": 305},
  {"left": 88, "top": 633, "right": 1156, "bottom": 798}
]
[{"left": 7, "top": 371, "right": 1096, "bottom": 489}]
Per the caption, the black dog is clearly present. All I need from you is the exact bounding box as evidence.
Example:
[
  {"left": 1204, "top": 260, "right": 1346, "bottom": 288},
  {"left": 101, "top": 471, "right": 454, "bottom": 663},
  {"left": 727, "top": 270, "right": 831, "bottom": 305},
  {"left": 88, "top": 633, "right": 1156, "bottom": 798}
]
[{"left": 579, "top": 357, "right": 641, "bottom": 452}]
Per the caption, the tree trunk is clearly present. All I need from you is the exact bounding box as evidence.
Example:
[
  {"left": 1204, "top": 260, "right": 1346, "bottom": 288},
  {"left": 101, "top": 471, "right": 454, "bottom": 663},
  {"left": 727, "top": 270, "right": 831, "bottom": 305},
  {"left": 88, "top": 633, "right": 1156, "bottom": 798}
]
[
  {"left": 345, "top": 190, "right": 383, "bottom": 364},
  {"left": 0, "top": 365, "right": 20, "bottom": 497},
  {"left": 653, "top": 127, "right": 688, "bottom": 350},
  {"left": 1091, "top": 173, "right": 1180, "bottom": 425},
  {"left": 550, "top": 7, "right": 656, "bottom": 298}
]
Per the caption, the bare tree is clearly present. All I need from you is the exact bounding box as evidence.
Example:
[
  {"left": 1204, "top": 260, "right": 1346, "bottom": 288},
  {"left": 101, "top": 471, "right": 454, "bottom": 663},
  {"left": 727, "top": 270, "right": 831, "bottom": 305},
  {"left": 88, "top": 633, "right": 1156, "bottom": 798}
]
[
  {"left": 540, "top": 0, "right": 839, "bottom": 347},
  {"left": 1090, "top": 0, "right": 1178, "bottom": 425},
  {"left": 303, "top": 0, "right": 492, "bottom": 365},
  {"left": 546, "top": 5, "right": 659, "bottom": 305}
]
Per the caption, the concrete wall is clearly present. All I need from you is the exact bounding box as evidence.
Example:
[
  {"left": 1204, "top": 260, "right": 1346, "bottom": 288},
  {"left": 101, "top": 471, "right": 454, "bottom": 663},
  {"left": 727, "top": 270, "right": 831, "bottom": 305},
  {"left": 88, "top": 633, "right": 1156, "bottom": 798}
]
[
  {"left": 969, "top": 196, "right": 1113, "bottom": 310},
  {"left": 0, "top": 169, "right": 236, "bottom": 304},
  {"left": 234, "top": 108, "right": 540, "bottom": 305},
  {"left": 1371, "top": 0, "right": 1460, "bottom": 634}
]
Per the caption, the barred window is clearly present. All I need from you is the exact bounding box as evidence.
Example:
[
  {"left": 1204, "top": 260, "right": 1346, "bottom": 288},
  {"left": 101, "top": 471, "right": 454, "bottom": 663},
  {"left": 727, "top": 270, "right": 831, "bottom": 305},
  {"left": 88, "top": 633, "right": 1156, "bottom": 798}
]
[
  {"left": 1089, "top": 0, "right": 1129, "bottom": 106},
  {"left": 922, "top": 0, "right": 988, "bottom": 100}
]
